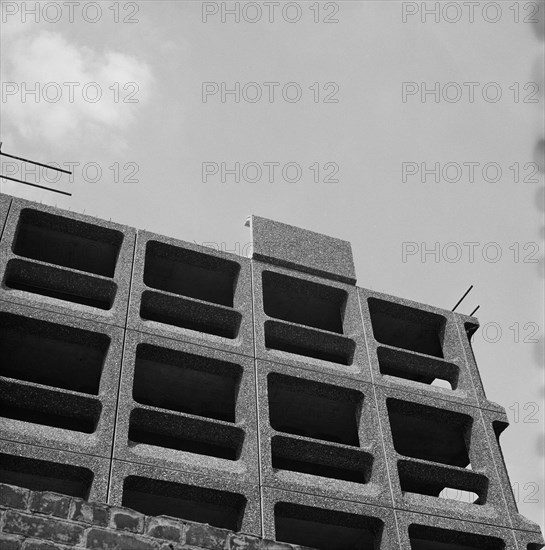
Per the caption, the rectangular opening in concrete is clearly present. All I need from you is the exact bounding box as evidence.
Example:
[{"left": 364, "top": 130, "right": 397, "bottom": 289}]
[
  {"left": 275, "top": 502, "right": 383, "bottom": 550},
  {"left": 398, "top": 459, "right": 488, "bottom": 505},
  {"left": 368, "top": 298, "right": 446, "bottom": 358},
  {"left": 122, "top": 476, "right": 246, "bottom": 531},
  {"left": 377, "top": 347, "right": 458, "bottom": 390},
  {"left": 5, "top": 259, "right": 117, "bottom": 310},
  {"left": 0, "top": 453, "right": 93, "bottom": 499},
  {"left": 268, "top": 373, "right": 362, "bottom": 446},
  {"left": 0, "top": 312, "right": 109, "bottom": 395},
  {"left": 271, "top": 436, "right": 371, "bottom": 484},
  {"left": 13, "top": 208, "right": 123, "bottom": 277},
  {"left": 144, "top": 241, "right": 240, "bottom": 307},
  {"left": 262, "top": 271, "right": 347, "bottom": 333},
  {"left": 133, "top": 344, "right": 242, "bottom": 422},
  {"left": 0, "top": 379, "right": 102, "bottom": 433},
  {"left": 140, "top": 291, "right": 241, "bottom": 338},
  {"left": 387, "top": 399, "right": 472, "bottom": 467},
  {"left": 128, "top": 408, "right": 244, "bottom": 460},
  {"left": 264, "top": 320, "right": 355, "bottom": 365},
  {"left": 409, "top": 524, "right": 505, "bottom": 550}
]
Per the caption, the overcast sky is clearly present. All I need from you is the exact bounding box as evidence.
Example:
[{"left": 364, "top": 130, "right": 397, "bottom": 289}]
[{"left": 1, "top": 0, "right": 543, "bottom": 530}]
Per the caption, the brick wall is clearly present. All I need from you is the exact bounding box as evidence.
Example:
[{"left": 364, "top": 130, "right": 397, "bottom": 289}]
[{"left": 0, "top": 483, "right": 304, "bottom": 550}]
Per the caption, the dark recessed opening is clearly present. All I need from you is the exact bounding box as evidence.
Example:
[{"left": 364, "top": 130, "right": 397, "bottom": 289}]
[
  {"left": 409, "top": 524, "right": 505, "bottom": 550},
  {"left": 133, "top": 344, "right": 242, "bottom": 422},
  {"left": 377, "top": 347, "right": 459, "bottom": 390},
  {"left": 271, "top": 435, "right": 371, "bottom": 484},
  {"left": 268, "top": 373, "right": 362, "bottom": 446},
  {"left": 464, "top": 322, "right": 479, "bottom": 343},
  {"left": 0, "top": 453, "right": 93, "bottom": 499},
  {"left": 128, "top": 408, "right": 244, "bottom": 460},
  {"left": 0, "top": 312, "right": 109, "bottom": 395},
  {"left": 122, "top": 476, "right": 246, "bottom": 531},
  {"left": 368, "top": 298, "right": 445, "bottom": 358},
  {"left": 398, "top": 459, "right": 488, "bottom": 504},
  {"left": 262, "top": 271, "right": 347, "bottom": 334},
  {"left": 492, "top": 420, "right": 508, "bottom": 444},
  {"left": 13, "top": 208, "right": 123, "bottom": 277},
  {"left": 275, "top": 502, "right": 383, "bottom": 550},
  {"left": 5, "top": 259, "right": 117, "bottom": 310},
  {"left": 144, "top": 240, "right": 239, "bottom": 307},
  {"left": 464, "top": 321, "right": 479, "bottom": 363},
  {"left": 387, "top": 399, "right": 472, "bottom": 467},
  {"left": 140, "top": 291, "right": 241, "bottom": 339},
  {"left": 527, "top": 545, "right": 544, "bottom": 550},
  {"left": 264, "top": 320, "right": 355, "bottom": 365},
  {"left": 0, "top": 380, "right": 101, "bottom": 433}
]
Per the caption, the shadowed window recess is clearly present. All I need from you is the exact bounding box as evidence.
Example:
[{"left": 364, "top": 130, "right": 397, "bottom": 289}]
[
  {"left": 263, "top": 271, "right": 355, "bottom": 364},
  {"left": 129, "top": 344, "right": 244, "bottom": 460},
  {"left": 0, "top": 312, "right": 109, "bottom": 433},
  {"left": 141, "top": 241, "right": 242, "bottom": 338},
  {"left": 122, "top": 476, "right": 246, "bottom": 532}
]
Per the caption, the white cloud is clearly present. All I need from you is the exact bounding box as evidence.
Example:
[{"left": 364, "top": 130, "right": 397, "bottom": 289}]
[{"left": 1, "top": 24, "right": 153, "bottom": 154}]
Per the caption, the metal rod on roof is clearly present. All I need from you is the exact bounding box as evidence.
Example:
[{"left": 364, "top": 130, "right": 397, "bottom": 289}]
[
  {"left": 0, "top": 174, "right": 72, "bottom": 196},
  {"left": 452, "top": 285, "right": 473, "bottom": 312},
  {"left": 470, "top": 305, "right": 480, "bottom": 316}
]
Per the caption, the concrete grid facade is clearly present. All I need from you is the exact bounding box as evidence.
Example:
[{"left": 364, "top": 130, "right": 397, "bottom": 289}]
[{"left": 0, "top": 192, "right": 543, "bottom": 549}]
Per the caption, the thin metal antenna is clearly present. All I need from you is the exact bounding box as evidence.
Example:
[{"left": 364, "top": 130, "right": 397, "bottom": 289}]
[
  {"left": 469, "top": 305, "right": 480, "bottom": 316},
  {"left": 0, "top": 143, "right": 72, "bottom": 196},
  {"left": 452, "top": 285, "right": 473, "bottom": 312},
  {"left": 0, "top": 149, "right": 72, "bottom": 175}
]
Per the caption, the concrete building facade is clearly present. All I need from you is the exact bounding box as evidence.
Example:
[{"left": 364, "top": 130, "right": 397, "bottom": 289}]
[{"left": 0, "top": 193, "right": 543, "bottom": 549}]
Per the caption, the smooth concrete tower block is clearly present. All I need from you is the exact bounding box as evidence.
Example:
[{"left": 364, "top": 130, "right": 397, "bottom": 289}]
[
  {"left": 0, "top": 198, "right": 136, "bottom": 328},
  {"left": 514, "top": 529, "right": 545, "bottom": 550},
  {"left": 0, "top": 439, "right": 109, "bottom": 502},
  {"left": 113, "top": 330, "right": 259, "bottom": 484},
  {"left": 479, "top": 407, "right": 543, "bottom": 534},
  {"left": 108, "top": 459, "right": 261, "bottom": 536},
  {"left": 358, "top": 287, "right": 482, "bottom": 408},
  {"left": 256, "top": 360, "right": 392, "bottom": 507},
  {"left": 261, "top": 487, "right": 399, "bottom": 550},
  {"left": 251, "top": 261, "right": 369, "bottom": 380},
  {"left": 374, "top": 384, "right": 513, "bottom": 528},
  {"left": 0, "top": 299, "right": 123, "bottom": 457},
  {"left": 453, "top": 312, "right": 506, "bottom": 413},
  {"left": 128, "top": 230, "right": 254, "bottom": 357},
  {"left": 0, "top": 193, "right": 13, "bottom": 242},
  {"left": 247, "top": 215, "right": 357, "bottom": 285},
  {"left": 395, "top": 509, "right": 519, "bottom": 550}
]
